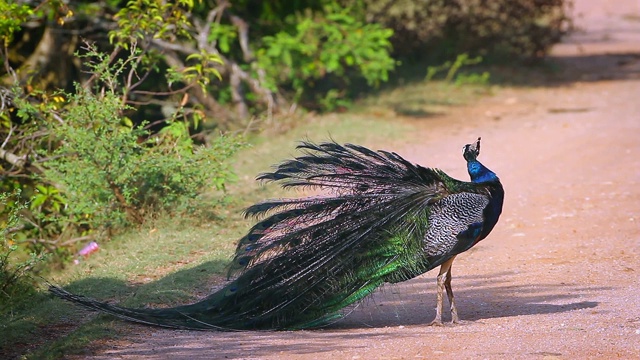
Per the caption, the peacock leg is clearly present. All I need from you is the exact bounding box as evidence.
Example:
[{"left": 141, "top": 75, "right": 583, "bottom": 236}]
[
  {"left": 428, "top": 256, "right": 456, "bottom": 326},
  {"left": 444, "top": 263, "right": 459, "bottom": 323}
]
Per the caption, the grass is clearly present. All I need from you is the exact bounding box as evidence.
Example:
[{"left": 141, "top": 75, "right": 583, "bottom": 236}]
[
  {"left": 0, "top": 77, "right": 490, "bottom": 359},
  {"left": 356, "top": 81, "right": 492, "bottom": 119}
]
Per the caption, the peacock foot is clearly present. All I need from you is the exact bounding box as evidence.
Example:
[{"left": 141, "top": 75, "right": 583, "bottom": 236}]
[{"left": 428, "top": 317, "right": 469, "bottom": 326}]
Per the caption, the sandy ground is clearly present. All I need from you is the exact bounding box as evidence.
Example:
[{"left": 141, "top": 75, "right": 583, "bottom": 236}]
[{"left": 74, "top": 1, "right": 640, "bottom": 359}]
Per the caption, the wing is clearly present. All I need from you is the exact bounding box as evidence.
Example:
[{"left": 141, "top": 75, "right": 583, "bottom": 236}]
[{"left": 423, "top": 192, "right": 489, "bottom": 256}]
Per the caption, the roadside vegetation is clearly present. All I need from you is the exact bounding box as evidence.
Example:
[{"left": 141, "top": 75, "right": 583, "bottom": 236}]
[{"left": 1, "top": 1, "right": 571, "bottom": 358}]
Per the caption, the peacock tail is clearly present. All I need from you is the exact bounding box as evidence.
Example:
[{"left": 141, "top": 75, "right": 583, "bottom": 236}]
[{"left": 49, "top": 139, "right": 504, "bottom": 330}]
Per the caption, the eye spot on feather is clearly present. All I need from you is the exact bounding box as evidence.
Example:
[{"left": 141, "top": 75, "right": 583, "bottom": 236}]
[{"left": 238, "top": 257, "right": 249, "bottom": 266}]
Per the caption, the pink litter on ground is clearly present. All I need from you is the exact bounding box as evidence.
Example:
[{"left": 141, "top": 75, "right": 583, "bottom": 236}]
[{"left": 78, "top": 241, "right": 99, "bottom": 257}]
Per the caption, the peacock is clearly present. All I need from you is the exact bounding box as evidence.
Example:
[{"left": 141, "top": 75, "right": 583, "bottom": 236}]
[{"left": 49, "top": 138, "right": 504, "bottom": 330}]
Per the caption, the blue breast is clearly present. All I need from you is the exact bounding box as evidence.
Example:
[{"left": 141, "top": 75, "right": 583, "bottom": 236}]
[
  {"left": 467, "top": 160, "right": 504, "bottom": 241},
  {"left": 467, "top": 160, "right": 499, "bottom": 183}
]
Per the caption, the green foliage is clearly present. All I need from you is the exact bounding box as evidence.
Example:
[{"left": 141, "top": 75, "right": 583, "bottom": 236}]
[
  {"left": 455, "top": 71, "right": 490, "bottom": 86},
  {"left": 3, "top": 0, "right": 571, "bottom": 133},
  {"left": 103, "top": 0, "right": 224, "bottom": 106},
  {"left": 257, "top": 4, "right": 395, "bottom": 109},
  {"left": 183, "top": 51, "right": 224, "bottom": 90},
  {"left": 426, "top": 53, "right": 490, "bottom": 86},
  {"left": 208, "top": 23, "right": 237, "bottom": 54},
  {"left": 0, "top": 191, "right": 49, "bottom": 302},
  {"left": 86, "top": 0, "right": 396, "bottom": 118},
  {"left": 354, "top": 0, "right": 572, "bottom": 60},
  {"left": 1, "top": 39, "right": 242, "bottom": 263},
  {"left": 30, "top": 185, "right": 66, "bottom": 213},
  {"left": 43, "top": 86, "right": 242, "bottom": 231},
  {"left": 0, "top": 2, "right": 33, "bottom": 47},
  {"left": 110, "top": 0, "right": 195, "bottom": 47}
]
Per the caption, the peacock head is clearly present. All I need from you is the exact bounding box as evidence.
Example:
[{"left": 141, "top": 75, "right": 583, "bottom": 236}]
[{"left": 463, "top": 137, "right": 481, "bottom": 162}]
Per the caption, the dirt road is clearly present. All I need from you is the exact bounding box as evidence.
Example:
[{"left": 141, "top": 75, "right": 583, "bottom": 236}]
[{"left": 79, "top": 1, "right": 640, "bottom": 358}]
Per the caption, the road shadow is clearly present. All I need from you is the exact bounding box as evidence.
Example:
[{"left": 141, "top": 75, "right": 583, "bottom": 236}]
[
  {"left": 358, "top": 46, "right": 640, "bottom": 123},
  {"left": 54, "top": 267, "right": 599, "bottom": 329},
  {"left": 56, "top": 259, "right": 231, "bottom": 308},
  {"left": 326, "top": 271, "right": 601, "bottom": 329},
  {"left": 83, "top": 270, "right": 602, "bottom": 360}
]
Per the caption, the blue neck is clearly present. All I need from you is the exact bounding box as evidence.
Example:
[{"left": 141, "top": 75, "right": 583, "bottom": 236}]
[{"left": 467, "top": 160, "right": 499, "bottom": 183}]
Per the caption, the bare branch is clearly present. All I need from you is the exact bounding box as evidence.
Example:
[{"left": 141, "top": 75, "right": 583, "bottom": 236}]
[
  {"left": 1, "top": 124, "right": 14, "bottom": 149},
  {"left": 132, "top": 82, "right": 198, "bottom": 97},
  {"left": 1, "top": 47, "right": 17, "bottom": 83},
  {"left": 0, "top": 148, "right": 26, "bottom": 168},
  {"left": 229, "top": 15, "right": 253, "bottom": 62},
  {"left": 152, "top": 11, "right": 284, "bottom": 121},
  {"left": 229, "top": 63, "right": 248, "bottom": 119},
  {"left": 0, "top": 147, "right": 45, "bottom": 175},
  {"left": 196, "top": 1, "right": 230, "bottom": 51}
]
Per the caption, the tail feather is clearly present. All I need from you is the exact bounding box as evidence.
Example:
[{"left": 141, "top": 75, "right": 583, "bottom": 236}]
[
  {"left": 50, "top": 141, "right": 483, "bottom": 330},
  {"left": 48, "top": 285, "right": 229, "bottom": 330}
]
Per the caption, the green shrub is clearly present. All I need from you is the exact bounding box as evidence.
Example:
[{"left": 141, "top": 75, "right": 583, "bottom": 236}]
[
  {"left": 1, "top": 43, "right": 243, "bottom": 259},
  {"left": 0, "top": 191, "right": 48, "bottom": 302},
  {"left": 42, "top": 86, "right": 242, "bottom": 232},
  {"left": 425, "top": 53, "right": 491, "bottom": 87},
  {"left": 353, "top": 0, "right": 572, "bottom": 60},
  {"left": 257, "top": 4, "right": 395, "bottom": 110}
]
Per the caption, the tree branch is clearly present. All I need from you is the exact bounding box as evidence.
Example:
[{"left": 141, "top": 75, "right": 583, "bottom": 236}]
[
  {"left": 154, "top": 8, "right": 285, "bottom": 121},
  {"left": 0, "top": 148, "right": 45, "bottom": 175},
  {"left": 14, "top": 26, "right": 56, "bottom": 84},
  {"left": 229, "top": 15, "right": 253, "bottom": 62}
]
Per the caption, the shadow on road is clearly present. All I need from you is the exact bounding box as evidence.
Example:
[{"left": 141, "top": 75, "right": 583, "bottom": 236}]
[
  {"left": 88, "top": 271, "right": 601, "bottom": 359},
  {"left": 327, "top": 271, "right": 600, "bottom": 328}
]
